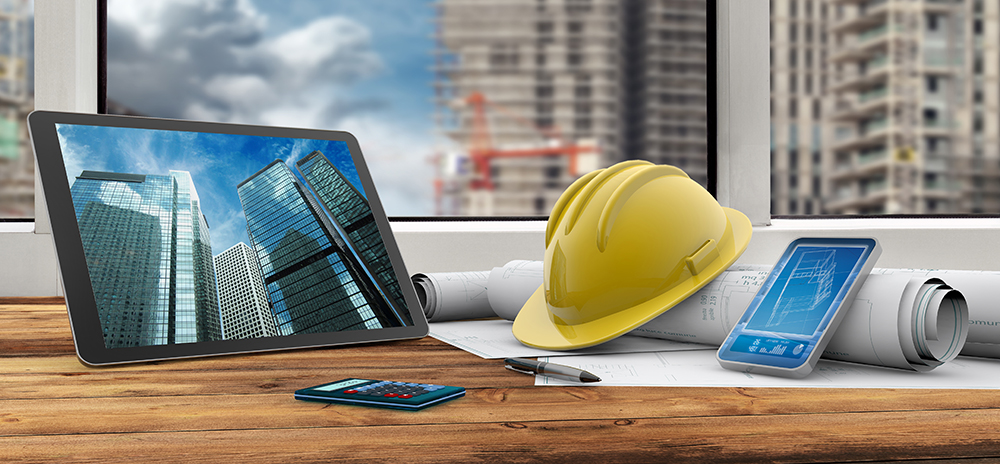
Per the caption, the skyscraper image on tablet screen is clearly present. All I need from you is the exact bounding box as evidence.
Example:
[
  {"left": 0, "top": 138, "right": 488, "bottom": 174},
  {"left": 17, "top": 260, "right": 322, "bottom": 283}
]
[{"left": 57, "top": 124, "right": 413, "bottom": 349}]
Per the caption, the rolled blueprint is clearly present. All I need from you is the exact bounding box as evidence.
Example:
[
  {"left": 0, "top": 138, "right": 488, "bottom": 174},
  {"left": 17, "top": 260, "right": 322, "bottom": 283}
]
[
  {"left": 820, "top": 276, "right": 967, "bottom": 371},
  {"left": 415, "top": 260, "right": 999, "bottom": 370},
  {"left": 411, "top": 260, "right": 546, "bottom": 322},
  {"left": 635, "top": 268, "right": 971, "bottom": 371},
  {"left": 869, "top": 269, "right": 1000, "bottom": 359},
  {"left": 411, "top": 270, "right": 494, "bottom": 322},
  {"left": 418, "top": 260, "right": 988, "bottom": 371},
  {"left": 486, "top": 260, "right": 544, "bottom": 320}
]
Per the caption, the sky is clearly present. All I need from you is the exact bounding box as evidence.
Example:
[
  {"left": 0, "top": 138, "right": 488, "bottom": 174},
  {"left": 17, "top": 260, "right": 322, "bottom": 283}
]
[
  {"left": 105, "top": 0, "right": 439, "bottom": 216},
  {"left": 55, "top": 122, "right": 363, "bottom": 255}
]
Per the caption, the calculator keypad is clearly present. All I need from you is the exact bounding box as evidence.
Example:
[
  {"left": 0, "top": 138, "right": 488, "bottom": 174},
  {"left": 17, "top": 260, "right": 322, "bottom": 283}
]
[
  {"left": 345, "top": 380, "right": 447, "bottom": 399},
  {"left": 296, "top": 378, "right": 465, "bottom": 410}
]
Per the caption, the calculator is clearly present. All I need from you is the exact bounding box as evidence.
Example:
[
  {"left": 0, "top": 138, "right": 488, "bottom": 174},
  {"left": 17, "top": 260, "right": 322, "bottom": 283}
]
[{"left": 294, "top": 378, "right": 466, "bottom": 410}]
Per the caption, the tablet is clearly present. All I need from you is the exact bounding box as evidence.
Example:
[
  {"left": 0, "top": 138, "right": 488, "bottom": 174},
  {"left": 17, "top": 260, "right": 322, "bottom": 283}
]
[{"left": 28, "top": 111, "right": 428, "bottom": 365}]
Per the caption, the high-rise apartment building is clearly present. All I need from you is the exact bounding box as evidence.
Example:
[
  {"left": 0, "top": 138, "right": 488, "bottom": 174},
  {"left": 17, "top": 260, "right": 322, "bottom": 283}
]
[
  {"left": 433, "top": 0, "right": 709, "bottom": 215},
  {"left": 71, "top": 170, "right": 222, "bottom": 348},
  {"left": 770, "top": 0, "right": 1000, "bottom": 215},
  {"left": 0, "top": 0, "right": 33, "bottom": 218},
  {"left": 296, "top": 150, "right": 411, "bottom": 324},
  {"left": 826, "top": 0, "right": 995, "bottom": 214},
  {"left": 237, "top": 160, "right": 408, "bottom": 336},
  {"left": 770, "top": 0, "right": 836, "bottom": 215},
  {"left": 213, "top": 242, "right": 277, "bottom": 340}
]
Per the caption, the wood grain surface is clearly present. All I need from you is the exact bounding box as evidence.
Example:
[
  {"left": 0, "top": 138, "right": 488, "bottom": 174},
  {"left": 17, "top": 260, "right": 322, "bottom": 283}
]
[{"left": 3, "top": 300, "right": 1000, "bottom": 463}]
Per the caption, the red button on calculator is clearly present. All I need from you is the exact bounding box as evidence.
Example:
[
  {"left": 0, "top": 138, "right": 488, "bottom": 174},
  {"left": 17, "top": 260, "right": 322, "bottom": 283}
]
[
  {"left": 384, "top": 393, "right": 398, "bottom": 397},
  {"left": 344, "top": 390, "right": 358, "bottom": 394}
]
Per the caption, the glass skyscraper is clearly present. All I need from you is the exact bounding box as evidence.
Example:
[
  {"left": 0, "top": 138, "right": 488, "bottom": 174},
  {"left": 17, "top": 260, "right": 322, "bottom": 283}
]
[
  {"left": 237, "top": 160, "right": 407, "bottom": 336},
  {"left": 70, "top": 170, "right": 222, "bottom": 348},
  {"left": 296, "top": 150, "right": 412, "bottom": 325}
]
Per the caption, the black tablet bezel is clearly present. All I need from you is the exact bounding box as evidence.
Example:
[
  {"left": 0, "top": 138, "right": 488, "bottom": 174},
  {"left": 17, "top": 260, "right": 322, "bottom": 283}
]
[{"left": 27, "top": 110, "right": 429, "bottom": 366}]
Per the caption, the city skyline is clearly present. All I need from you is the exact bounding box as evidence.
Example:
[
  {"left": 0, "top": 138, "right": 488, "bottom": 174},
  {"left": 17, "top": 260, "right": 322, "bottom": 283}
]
[
  {"left": 237, "top": 160, "right": 407, "bottom": 335},
  {"left": 55, "top": 123, "right": 366, "bottom": 253}
]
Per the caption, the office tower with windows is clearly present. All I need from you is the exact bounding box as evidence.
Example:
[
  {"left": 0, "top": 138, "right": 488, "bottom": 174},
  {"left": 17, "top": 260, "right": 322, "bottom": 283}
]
[
  {"left": 213, "top": 242, "right": 278, "bottom": 340},
  {"left": 433, "top": 0, "right": 710, "bottom": 215},
  {"left": 627, "top": 0, "right": 710, "bottom": 186},
  {"left": 770, "top": 0, "right": 836, "bottom": 215},
  {"left": 70, "top": 170, "right": 222, "bottom": 348},
  {"left": 296, "top": 150, "right": 412, "bottom": 325},
  {"left": 237, "top": 160, "right": 407, "bottom": 336}
]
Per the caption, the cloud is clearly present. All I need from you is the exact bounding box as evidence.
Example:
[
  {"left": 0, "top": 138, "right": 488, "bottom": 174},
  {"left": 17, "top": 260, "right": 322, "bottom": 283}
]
[
  {"left": 56, "top": 125, "right": 101, "bottom": 188},
  {"left": 107, "top": 0, "right": 435, "bottom": 216},
  {"left": 335, "top": 115, "right": 435, "bottom": 216},
  {"left": 107, "top": 0, "right": 383, "bottom": 127}
]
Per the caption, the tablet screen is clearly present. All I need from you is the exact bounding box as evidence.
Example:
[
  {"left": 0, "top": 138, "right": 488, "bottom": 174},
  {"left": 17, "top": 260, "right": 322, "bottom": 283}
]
[{"left": 54, "top": 122, "right": 414, "bottom": 350}]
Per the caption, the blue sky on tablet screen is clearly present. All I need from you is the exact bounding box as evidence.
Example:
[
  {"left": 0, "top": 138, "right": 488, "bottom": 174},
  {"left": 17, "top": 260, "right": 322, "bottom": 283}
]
[{"left": 55, "top": 123, "right": 363, "bottom": 253}]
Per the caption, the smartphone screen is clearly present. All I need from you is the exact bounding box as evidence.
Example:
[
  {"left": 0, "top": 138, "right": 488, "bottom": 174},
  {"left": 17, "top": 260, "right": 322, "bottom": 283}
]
[{"left": 717, "top": 238, "right": 879, "bottom": 377}]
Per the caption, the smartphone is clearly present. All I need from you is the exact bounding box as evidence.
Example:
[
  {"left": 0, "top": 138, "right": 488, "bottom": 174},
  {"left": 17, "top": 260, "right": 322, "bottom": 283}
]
[{"left": 716, "top": 237, "right": 881, "bottom": 378}]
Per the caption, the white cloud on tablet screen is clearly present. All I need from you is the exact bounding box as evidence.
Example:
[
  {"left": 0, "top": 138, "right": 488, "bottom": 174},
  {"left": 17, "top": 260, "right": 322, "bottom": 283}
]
[{"left": 106, "top": 0, "right": 433, "bottom": 215}]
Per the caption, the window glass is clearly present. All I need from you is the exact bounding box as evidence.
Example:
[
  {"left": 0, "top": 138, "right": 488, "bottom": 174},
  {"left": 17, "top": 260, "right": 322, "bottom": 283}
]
[
  {"left": 106, "top": 0, "right": 711, "bottom": 217},
  {"left": 771, "top": 0, "right": 999, "bottom": 216},
  {"left": 0, "top": 0, "right": 33, "bottom": 219}
]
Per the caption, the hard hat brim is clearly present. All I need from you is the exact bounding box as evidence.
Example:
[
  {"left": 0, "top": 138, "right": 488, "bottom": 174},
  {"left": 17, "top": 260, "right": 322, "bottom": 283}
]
[{"left": 513, "top": 206, "right": 753, "bottom": 351}]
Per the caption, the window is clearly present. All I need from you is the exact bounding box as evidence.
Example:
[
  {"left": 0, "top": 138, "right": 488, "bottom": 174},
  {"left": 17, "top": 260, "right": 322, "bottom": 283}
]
[
  {"left": 103, "top": 0, "right": 713, "bottom": 218},
  {"left": 22, "top": 1, "right": 998, "bottom": 298}
]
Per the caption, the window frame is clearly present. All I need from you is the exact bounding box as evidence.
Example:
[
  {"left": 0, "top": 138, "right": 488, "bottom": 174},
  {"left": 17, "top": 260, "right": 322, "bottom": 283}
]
[{"left": 5, "top": 0, "right": 1000, "bottom": 298}]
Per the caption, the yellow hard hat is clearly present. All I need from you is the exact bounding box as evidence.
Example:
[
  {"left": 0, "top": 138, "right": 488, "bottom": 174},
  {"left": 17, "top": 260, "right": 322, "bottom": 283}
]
[{"left": 513, "top": 160, "right": 752, "bottom": 350}]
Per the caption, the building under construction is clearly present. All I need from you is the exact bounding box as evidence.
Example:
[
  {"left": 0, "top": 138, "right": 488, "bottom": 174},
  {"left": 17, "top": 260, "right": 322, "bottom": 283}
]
[
  {"left": 771, "top": 0, "right": 1000, "bottom": 215},
  {"left": 0, "top": 0, "right": 32, "bottom": 218},
  {"left": 433, "top": 0, "right": 710, "bottom": 215}
]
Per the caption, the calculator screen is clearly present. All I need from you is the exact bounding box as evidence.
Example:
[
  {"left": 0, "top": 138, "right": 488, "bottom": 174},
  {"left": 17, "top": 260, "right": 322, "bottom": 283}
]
[{"left": 315, "top": 379, "right": 370, "bottom": 392}]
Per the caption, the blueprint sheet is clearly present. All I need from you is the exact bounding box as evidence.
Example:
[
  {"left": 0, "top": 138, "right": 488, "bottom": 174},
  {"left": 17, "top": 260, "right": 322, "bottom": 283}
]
[
  {"left": 536, "top": 350, "right": 1000, "bottom": 388},
  {"left": 428, "top": 319, "right": 711, "bottom": 359}
]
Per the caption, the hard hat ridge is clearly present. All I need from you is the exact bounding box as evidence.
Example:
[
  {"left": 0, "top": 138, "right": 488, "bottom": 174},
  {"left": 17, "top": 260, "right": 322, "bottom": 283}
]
[{"left": 597, "top": 164, "right": 689, "bottom": 253}]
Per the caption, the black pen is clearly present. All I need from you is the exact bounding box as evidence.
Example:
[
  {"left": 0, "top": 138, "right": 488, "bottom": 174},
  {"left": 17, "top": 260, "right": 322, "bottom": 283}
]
[{"left": 504, "top": 357, "right": 601, "bottom": 383}]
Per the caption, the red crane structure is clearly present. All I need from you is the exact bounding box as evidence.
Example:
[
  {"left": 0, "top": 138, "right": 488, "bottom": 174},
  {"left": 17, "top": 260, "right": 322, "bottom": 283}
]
[
  {"left": 463, "top": 91, "right": 597, "bottom": 190},
  {"left": 433, "top": 92, "right": 599, "bottom": 215}
]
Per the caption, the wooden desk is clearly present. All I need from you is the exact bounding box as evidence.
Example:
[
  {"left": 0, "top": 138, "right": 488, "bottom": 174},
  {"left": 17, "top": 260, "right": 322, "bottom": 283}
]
[{"left": 3, "top": 298, "right": 1000, "bottom": 462}]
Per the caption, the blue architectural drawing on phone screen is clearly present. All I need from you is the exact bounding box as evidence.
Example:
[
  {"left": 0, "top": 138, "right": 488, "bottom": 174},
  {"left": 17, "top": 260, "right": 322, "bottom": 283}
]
[{"left": 745, "top": 245, "right": 865, "bottom": 337}]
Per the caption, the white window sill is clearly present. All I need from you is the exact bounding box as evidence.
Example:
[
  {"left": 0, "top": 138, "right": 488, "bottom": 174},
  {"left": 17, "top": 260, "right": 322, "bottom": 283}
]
[{"left": 0, "top": 222, "right": 36, "bottom": 233}]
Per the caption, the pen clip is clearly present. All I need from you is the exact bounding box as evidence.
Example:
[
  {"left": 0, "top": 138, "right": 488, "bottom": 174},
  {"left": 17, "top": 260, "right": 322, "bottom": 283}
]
[{"left": 504, "top": 364, "right": 537, "bottom": 376}]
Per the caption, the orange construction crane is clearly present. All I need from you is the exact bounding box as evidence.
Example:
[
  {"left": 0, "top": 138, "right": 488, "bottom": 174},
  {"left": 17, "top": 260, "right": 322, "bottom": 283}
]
[{"left": 462, "top": 91, "right": 598, "bottom": 191}]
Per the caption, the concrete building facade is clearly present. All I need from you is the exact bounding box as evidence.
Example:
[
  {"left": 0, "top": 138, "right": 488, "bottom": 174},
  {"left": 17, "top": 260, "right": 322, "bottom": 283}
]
[
  {"left": 433, "top": 0, "right": 709, "bottom": 215},
  {"left": 213, "top": 242, "right": 277, "bottom": 340},
  {"left": 770, "top": 0, "right": 1000, "bottom": 215}
]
